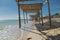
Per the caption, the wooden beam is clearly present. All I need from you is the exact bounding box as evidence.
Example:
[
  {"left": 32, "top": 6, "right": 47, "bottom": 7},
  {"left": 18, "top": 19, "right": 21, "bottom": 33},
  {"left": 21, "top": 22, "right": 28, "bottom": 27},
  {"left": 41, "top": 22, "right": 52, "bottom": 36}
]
[
  {"left": 37, "top": 12, "right": 40, "bottom": 24},
  {"left": 23, "top": 11, "right": 26, "bottom": 24},
  {"left": 26, "top": 12, "right": 28, "bottom": 23},
  {"left": 22, "top": 2, "right": 26, "bottom": 24},
  {"left": 18, "top": 2, "right": 21, "bottom": 28},
  {"left": 47, "top": 0, "right": 51, "bottom": 27},
  {"left": 16, "top": 0, "right": 32, "bottom": 2},
  {"left": 41, "top": 7, "right": 43, "bottom": 26}
]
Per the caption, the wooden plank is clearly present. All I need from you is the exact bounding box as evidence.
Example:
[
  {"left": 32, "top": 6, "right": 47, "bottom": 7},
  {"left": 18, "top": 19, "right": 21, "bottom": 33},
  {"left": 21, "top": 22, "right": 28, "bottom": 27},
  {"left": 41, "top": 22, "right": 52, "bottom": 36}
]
[
  {"left": 41, "top": 7, "right": 43, "bottom": 26},
  {"left": 17, "top": 2, "right": 21, "bottom": 28},
  {"left": 47, "top": 0, "right": 51, "bottom": 27}
]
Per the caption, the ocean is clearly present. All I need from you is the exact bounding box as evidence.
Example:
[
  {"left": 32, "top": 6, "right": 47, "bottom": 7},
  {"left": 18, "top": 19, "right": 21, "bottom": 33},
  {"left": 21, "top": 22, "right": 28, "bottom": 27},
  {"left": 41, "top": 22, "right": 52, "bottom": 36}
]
[
  {"left": 0, "top": 19, "right": 25, "bottom": 40},
  {"left": 0, "top": 19, "right": 24, "bottom": 26},
  {"left": 0, "top": 19, "right": 24, "bottom": 29}
]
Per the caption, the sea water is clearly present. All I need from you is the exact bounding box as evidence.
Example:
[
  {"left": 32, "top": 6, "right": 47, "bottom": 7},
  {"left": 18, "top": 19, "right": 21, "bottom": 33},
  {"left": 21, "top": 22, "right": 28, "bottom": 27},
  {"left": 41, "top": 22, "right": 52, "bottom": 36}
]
[{"left": 0, "top": 19, "right": 24, "bottom": 40}]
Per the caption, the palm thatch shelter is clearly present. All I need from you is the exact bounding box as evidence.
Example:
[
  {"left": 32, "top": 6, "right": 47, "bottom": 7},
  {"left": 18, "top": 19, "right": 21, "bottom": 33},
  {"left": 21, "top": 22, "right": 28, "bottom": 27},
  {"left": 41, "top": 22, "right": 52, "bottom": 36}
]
[{"left": 16, "top": 0, "right": 51, "bottom": 28}]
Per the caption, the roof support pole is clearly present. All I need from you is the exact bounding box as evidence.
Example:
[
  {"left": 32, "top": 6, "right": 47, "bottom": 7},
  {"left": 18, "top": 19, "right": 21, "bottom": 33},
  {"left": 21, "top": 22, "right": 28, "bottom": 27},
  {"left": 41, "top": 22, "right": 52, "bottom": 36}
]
[
  {"left": 41, "top": 7, "right": 43, "bottom": 26},
  {"left": 47, "top": 0, "right": 51, "bottom": 28},
  {"left": 26, "top": 12, "right": 28, "bottom": 23},
  {"left": 38, "top": 12, "right": 40, "bottom": 24},
  {"left": 25, "top": 12, "right": 27, "bottom": 24},
  {"left": 22, "top": 2, "right": 26, "bottom": 24},
  {"left": 18, "top": 2, "right": 21, "bottom": 28},
  {"left": 23, "top": 11, "right": 26, "bottom": 24}
]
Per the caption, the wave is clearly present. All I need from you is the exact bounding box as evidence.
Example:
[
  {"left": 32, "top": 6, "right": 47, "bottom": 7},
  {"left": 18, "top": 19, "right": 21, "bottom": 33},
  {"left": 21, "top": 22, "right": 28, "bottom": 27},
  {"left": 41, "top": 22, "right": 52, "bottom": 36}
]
[{"left": 0, "top": 25, "right": 21, "bottom": 40}]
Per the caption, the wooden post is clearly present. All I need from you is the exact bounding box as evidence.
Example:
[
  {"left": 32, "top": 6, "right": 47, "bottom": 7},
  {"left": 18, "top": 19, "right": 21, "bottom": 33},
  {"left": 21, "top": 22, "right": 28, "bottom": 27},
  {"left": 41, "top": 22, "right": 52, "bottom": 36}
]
[
  {"left": 38, "top": 12, "right": 40, "bottom": 24},
  {"left": 18, "top": 2, "right": 21, "bottom": 28},
  {"left": 23, "top": 11, "right": 26, "bottom": 24},
  {"left": 47, "top": 0, "right": 51, "bottom": 28},
  {"left": 22, "top": 2, "right": 26, "bottom": 24},
  {"left": 26, "top": 13, "right": 28, "bottom": 23},
  {"left": 41, "top": 7, "right": 43, "bottom": 26}
]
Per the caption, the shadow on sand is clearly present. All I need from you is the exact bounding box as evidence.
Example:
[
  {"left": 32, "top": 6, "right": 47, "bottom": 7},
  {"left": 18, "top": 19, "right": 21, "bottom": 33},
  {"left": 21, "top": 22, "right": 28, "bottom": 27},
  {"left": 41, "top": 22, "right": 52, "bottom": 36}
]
[
  {"left": 35, "top": 20, "right": 60, "bottom": 40},
  {"left": 35, "top": 20, "right": 60, "bottom": 31},
  {"left": 48, "top": 34, "right": 60, "bottom": 40}
]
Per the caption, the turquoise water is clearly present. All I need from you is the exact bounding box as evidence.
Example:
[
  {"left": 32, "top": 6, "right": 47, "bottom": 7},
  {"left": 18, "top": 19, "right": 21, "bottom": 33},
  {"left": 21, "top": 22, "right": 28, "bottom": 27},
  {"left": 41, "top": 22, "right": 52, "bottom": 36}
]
[
  {"left": 0, "top": 19, "right": 24, "bottom": 26},
  {"left": 0, "top": 19, "right": 24, "bottom": 29},
  {"left": 0, "top": 19, "right": 23, "bottom": 40},
  {"left": 0, "top": 19, "right": 30, "bottom": 40}
]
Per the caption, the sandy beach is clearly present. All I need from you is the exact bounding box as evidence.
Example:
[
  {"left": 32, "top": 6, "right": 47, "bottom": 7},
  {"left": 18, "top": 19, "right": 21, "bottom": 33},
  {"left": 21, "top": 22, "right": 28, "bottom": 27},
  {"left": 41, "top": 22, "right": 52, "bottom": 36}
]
[{"left": 18, "top": 18, "right": 60, "bottom": 40}]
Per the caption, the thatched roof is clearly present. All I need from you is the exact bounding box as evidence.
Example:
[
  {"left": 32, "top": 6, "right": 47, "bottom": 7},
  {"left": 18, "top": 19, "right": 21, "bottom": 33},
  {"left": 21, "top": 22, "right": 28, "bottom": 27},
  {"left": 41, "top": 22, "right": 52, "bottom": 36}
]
[
  {"left": 30, "top": 15, "right": 38, "bottom": 19},
  {"left": 20, "top": 3, "right": 43, "bottom": 12}
]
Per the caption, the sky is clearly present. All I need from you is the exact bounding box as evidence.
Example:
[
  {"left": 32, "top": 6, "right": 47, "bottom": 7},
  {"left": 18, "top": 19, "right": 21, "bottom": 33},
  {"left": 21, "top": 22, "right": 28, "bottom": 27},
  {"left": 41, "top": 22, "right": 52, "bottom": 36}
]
[{"left": 0, "top": 0, "right": 60, "bottom": 20}]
